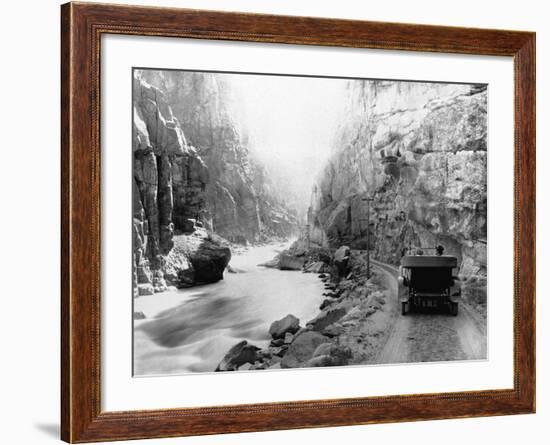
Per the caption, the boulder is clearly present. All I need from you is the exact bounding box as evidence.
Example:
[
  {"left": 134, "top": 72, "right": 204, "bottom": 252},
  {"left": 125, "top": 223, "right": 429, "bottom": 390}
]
[
  {"left": 279, "top": 254, "right": 306, "bottom": 271},
  {"left": 305, "top": 355, "right": 334, "bottom": 367},
  {"left": 187, "top": 238, "right": 231, "bottom": 283},
  {"left": 257, "top": 258, "right": 280, "bottom": 268},
  {"left": 251, "top": 363, "right": 267, "bottom": 370},
  {"left": 164, "top": 229, "right": 232, "bottom": 287},
  {"left": 181, "top": 218, "right": 198, "bottom": 233},
  {"left": 305, "top": 342, "right": 353, "bottom": 367},
  {"left": 137, "top": 283, "right": 154, "bottom": 296},
  {"left": 284, "top": 332, "right": 295, "bottom": 344},
  {"left": 270, "top": 347, "right": 285, "bottom": 357},
  {"left": 339, "top": 306, "right": 362, "bottom": 323},
  {"left": 281, "top": 331, "right": 328, "bottom": 368},
  {"left": 152, "top": 270, "right": 167, "bottom": 293},
  {"left": 334, "top": 246, "right": 351, "bottom": 277},
  {"left": 215, "top": 340, "right": 260, "bottom": 372},
  {"left": 364, "top": 307, "right": 377, "bottom": 316},
  {"left": 307, "top": 307, "right": 347, "bottom": 332},
  {"left": 259, "top": 350, "right": 273, "bottom": 360},
  {"left": 304, "top": 261, "right": 329, "bottom": 274},
  {"left": 133, "top": 311, "right": 146, "bottom": 320},
  {"left": 322, "top": 323, "right": 345, "bottom": 337},
  {"left": 329, "top": 344, "right": 353, "bottom": 365},
  {"left": 269, "top": 314, "right": 300, "bottom": 339},
  {"left": 306, "top": 346, "right": 352, "bottom": 367},
  {"left": 313, "top": 343, "right": 352, "bottom": 366},
  {"left": 176, "top": 264, "right": 195, "bottom": 288},
  {"left": 312, "top": 342, "right": 333, "bottom": 357}
]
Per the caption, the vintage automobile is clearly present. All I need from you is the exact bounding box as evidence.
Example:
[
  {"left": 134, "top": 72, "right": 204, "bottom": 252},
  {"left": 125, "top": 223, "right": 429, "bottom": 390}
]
[{"left": 397, "top": 248, "right": 461, "bottom": 316}]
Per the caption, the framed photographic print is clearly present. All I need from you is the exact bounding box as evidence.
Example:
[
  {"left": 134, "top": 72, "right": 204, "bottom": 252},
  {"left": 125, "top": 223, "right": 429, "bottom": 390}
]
[{"left": 61, "top": 2, "right": 535, "bottom": 442}]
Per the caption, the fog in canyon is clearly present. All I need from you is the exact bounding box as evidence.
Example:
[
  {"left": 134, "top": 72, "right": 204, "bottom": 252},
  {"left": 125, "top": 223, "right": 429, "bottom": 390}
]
[{"left": 226, "top": 73, "right": 348, "bottom": 216}]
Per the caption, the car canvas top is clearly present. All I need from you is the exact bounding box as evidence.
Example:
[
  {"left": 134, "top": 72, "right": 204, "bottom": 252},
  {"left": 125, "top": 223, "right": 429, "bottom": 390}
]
[{"left": 401, "top": 255, "right": 458, "bottom": 268}]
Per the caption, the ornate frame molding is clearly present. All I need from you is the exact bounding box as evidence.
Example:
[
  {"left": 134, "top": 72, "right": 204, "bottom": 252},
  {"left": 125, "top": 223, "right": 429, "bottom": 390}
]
[{"left": 61, "top": 2, "right": 535, "bottom": 442}]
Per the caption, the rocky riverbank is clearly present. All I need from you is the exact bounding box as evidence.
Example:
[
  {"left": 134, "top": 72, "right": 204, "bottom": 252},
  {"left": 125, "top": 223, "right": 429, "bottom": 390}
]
[{"left": 215, "top": 245, "right": 396, "bottom": 371}]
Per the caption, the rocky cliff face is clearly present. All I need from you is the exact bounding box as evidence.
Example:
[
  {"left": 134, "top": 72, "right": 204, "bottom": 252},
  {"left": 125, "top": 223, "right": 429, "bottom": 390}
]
[
  {"left": 133, "top": 75, "right": 230, "bottom": 296},
  {"left": 139, "top": 70, "right": 299, "bottom": 244},
  {"left": 308, "top": 81, "right": 487, "bottom": 308}
]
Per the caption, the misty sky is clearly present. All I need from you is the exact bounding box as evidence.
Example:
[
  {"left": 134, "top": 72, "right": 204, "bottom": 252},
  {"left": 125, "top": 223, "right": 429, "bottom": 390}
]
[{"left": 221, "top": 73, "right": 350, "bottom": 213}]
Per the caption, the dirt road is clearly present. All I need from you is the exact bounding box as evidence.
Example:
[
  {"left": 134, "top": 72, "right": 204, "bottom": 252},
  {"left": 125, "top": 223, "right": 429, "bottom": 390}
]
[{"left": 373, "top": 260, "right": 487, "bottom": 364}]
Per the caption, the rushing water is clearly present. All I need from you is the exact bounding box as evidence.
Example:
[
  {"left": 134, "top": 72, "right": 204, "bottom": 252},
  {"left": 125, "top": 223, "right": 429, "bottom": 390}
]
[{"left": 133, "top": 241, "right": 325, "bottom": 375}]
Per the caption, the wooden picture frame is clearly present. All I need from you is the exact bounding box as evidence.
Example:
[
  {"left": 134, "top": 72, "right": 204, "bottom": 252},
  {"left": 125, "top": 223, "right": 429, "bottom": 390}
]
[{"left": 61, "top": 2, "right": 535, "bottom": 442}]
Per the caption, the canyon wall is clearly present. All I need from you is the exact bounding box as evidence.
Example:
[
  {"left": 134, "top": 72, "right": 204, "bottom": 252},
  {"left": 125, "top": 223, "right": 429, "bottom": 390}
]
[
  {"left": 139, "top": 70, "right": 299, "bottom": 244},
  {"left": 308, "top": 81, "right": 487, "bottom": 308},
  {"left": 133, "top": 75, "right": 229, "bottom": 296}
]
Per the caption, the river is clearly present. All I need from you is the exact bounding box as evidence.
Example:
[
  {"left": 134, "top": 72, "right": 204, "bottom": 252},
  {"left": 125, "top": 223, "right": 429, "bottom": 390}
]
[{"left": 133, "top": 241, "right": 325, "bottom": 376}]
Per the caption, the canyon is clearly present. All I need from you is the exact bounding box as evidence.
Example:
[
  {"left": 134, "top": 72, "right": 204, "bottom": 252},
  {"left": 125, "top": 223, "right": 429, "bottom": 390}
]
[
  {"left": 139, "top": 70, "right": 300, "bottom": 244},
  {"left": 133, "top": 71, "right": 299, "bottom": 296}
]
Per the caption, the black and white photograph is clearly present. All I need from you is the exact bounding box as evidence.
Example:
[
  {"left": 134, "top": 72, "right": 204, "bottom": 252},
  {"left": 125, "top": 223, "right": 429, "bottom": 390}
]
[{"left": 132, "top": 68, "right": 488, "bottom": 376}]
